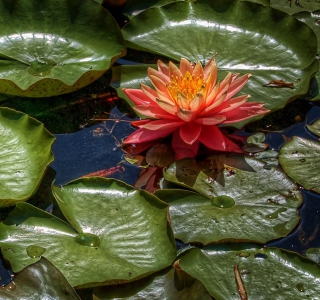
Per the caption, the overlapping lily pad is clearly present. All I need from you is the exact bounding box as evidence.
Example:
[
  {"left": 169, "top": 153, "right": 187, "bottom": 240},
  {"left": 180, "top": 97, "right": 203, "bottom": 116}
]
[
  {"left": 176, "top": 245, "right": 320, "bottom": 299},
  {"left": 0, "top": 178, "right": 177, "bottom": 288},
  {"left": 160, "top": 155, "right": 302, "bottom": 244},
  {"left": 279, "top": 136, "right": 320, "bottom": 193},
  {"left": 0, "top": 107, "right": 55, "bottom": 207},
  {"left": 120, "top": 0, "right": 318, "bottom": 124},
  {"left": 93, "top": 267, "right": 211, "bottom": 300},
  {"left": 0, "top": 258, "right": 80, "bottom": 299},
  {"left": 0, "top": 0, "right": 126, "bottom": 97}
]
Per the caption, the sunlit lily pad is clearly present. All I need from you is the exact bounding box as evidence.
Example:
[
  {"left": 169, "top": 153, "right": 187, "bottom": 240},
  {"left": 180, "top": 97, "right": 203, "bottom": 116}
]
[
  {"left": 0, "top": 178, "right": 176, "bottom": 288},
  {"left": 121, "top": 0, "right": 318, "bottom": 124},
  {"left": 176, "top": 245, "right": 320, "bottom": 299},
  {"left": 306, "top": 248, "right": 320, "bottom": 264},
  {"left": 270, "top": 0, "right": 320, "bottom": 15},
  {"left": 93, "top": 267, "right": 211, "bottom": 300},
  {"left": 0, "top": 258, "right": 80, "bottom": 299},
  {"left": 279, "top": 136, "right": 320, "bottom": 193},
  {"left": 0, "top": 0, "right": 126, "bottom": 97},
  {"left": 307, "top": 118, "right": 320, "bottom": 136},
  {"left": 160, "top": 155, "right": 302, "bottom": 244},
  {"left": 0, "top": 107, "right": 55, "bottom": 207}
]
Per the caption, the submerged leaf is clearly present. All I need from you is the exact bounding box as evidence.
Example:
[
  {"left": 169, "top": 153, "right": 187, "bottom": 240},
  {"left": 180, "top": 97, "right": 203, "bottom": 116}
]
[
  {"left": 160, "top": 155, "right": 302, "bottom": 244},
  {"left": 279, "top": 136, "right": 320, "bottom": 194},
  {"left": 0, "top": 108, "right": 55, "bottom": 207},
  {"left": 0, "top": 178, "right": 176, "bottom": 288},
  {"left": 177, "top": 245, "right": 320, "bottom": 299}
]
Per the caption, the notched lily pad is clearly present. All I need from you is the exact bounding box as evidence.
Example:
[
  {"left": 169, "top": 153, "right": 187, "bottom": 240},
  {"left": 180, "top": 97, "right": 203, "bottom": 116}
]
[
  {"left": 176, "top": 245, "right": 320, "bottom": 299},
  {"left": 160, "top": 155, "right": 302, "bottom": 244},
  {"left": 0, "top": 107, "right": 55, "bottom": 207},
  {"left": 121, "top": 0, "right": 318, "bottom": 122},
  {"left": 0, "top": 178, "right": 177, "bottom": 288},
  {"left": 279, "top": 136, "right": 320, "bottom": 193},
  {"left": 307, "top": 118, "right": 320, "bottom": 136},
  {"left": 0, "top": 257, "right": 80, "bottom": 299},
  {"left": 93, "top": 267, "right": 211, "bottom": 300},
  {"left": 0, "top": 0, "right": 126, "bottom": 97}
]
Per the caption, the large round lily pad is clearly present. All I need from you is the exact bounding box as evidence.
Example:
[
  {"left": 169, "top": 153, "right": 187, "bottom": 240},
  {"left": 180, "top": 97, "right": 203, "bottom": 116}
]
[
  {"left": 161, "top": 155, "right": 302, "bottom": 244},
  {"left": 0, "top": 178, "right": 177, "bottom": 288},
  {"left": 176, "top": 245, "right": 320, "bottom": 299},
  {"left": 121, "top": 0, "right": 318, "bottom": 124},
  {"left": 0, "top": 258, "right": 80, "bottom": 299},
  {"left": 0, "top": 0, "right": 126, "bottom": 97},
  {"left": 0, "top": 107, "right": 55, "bottom": 207},
  {"left": 279, "top": 136, "right": 320, "bottom": 193}
]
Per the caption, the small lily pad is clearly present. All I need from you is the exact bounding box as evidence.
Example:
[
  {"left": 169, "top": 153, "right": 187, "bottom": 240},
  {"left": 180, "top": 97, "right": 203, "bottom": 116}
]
[
  {"left": 160, "top": 155, "right": 302, "bottom": 244},
  {"left": 279, "top": 136, "right": 320, "bottom": 193},
  {"left": 176, "top": 245, "right": 320, "bottom": 299},
  {"left": 0, "top": 178, "right": 177, "bottom": 288},
  {"left": 307, "top": 118, "right": 320, "bottom": 136},
  {"left": 306, "top": 248, "right": 320, "bottom": 264},
  {"left": 93, "top": 267, "right": 211, "bottom": 300},
  {"left": 0, "top": 258, "right": 80, "bottom": 299},
  {"left": 0, "top": 0, "right": 126, "bottom": 97},
  {"left": 0, "top": 107, "right": 55, "bottom": 207}
]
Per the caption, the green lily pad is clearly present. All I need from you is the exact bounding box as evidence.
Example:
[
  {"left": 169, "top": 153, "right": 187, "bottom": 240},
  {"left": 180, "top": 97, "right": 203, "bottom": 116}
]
[
  {"left": 0, "top": 107, "right": 55, "bottom": 207},
  {"left": 0, "top": 257, "right": 80, "bottom": 299},
  {"left": 0, "top": 0, "right": 126, "bottom": 97},
  {"left": 279, "top": 136, "right": 320, "bottom": 193},
  {"left": 160, "top": 155, "right": 302, "bottom": 244},
  {"left": 293, "top": 10, "right": 320, "bottom": 100},
  {"left": 121, "top": 0, "right": 318, "bottom": 123},
  {"left": 176, "top": 245, "right": 320, "bottom": 299},
  {"left": 307, "top": 118, "right": 320, "bottom": 136},
  {"left": 0, "top": 177, "right": 177, "bottom": 288},
  {"left": 306, "top": 248, "right": 320, "bottom": 264},
  {"left": 93, "top": 267, "right": 211, "bottom": 300}
]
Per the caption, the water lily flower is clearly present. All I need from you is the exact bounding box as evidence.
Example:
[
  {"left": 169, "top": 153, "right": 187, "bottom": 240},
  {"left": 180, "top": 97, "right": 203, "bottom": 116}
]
[{"left": 123, "top": 57, "right": 269, "bottom": 159}]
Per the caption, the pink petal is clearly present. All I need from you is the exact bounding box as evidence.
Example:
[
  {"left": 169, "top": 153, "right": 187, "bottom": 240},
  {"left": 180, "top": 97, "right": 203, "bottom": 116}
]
[
  {"left": 195, "top": 115, "right": 226, "bottom": 125},
  {"left": 221, "top": 103, "right": 270, "bottom": 124},
  {"left": 157, "top": 60, "right": 170, "bottom": 77},
  {"left": 204, "top": 83, "right": 220, "bottom": 107},
  {"left": 177, "top": 92, "right": 190, "bottom": 110},
  {"left": 198, "top": 125, "right": 243, "bottom": 153},
  {"left": 177, "top": 108, "right": 194, "bottom": 122},
  {"left": 123, "top": 126, "right": 177, "bottom": 144},
  {"left": 148, "top": 67, "right": 169, "bottom": 83},
  {"left": 131, "top": 119, "right": 152, "bottom": 127},
  {"left": 180, "top": 58, "right": 193, "bottom": 76},
  {"left": 172, "top": 130, "right": 199, "bottom": 160},
  {"left": 133, "top": 105, "right": 178, "bottom": 120},
  {"left": 200, "top": 93, "right": 226, "bottom": 116},
  {"left": 179, "top": 122, "right": 202, "bottom": 144},
  {"left": 212, "top": 95, "right": 250, "bottom": 114},
  {"left": 156, "top": 98, "right": 179, "bottom": 115},
  {"left": 198, "top": 125, "right": 226, "bottom": 150},
  {"left": 149, "top": 75, "right": 169, "bottom": 98},
  {"left": 216, "top": 72, "right": 232, "bottom": 100},
  {"left": 123, "top": 88, "right": 152, "bottom": 105},
  {"left": 203, "top": 57, "right": 217, "bottom": 83},
  {"left": 226, "top": 74, "right": 251, "bottom": 99},
  {"left": 192, "top": 61, "right": 204, "bottom": 79},
  {"left": 189, "top": 93, "right": 204, "bottom": 111},
  {"left": 142, "top": 120, "right": 184, "bottom": 130},
  {"left": 169, "top": 61, "right": 182, "bottom": 80},
  {"left": 140, "top": 83, "right": 158, "bottom": 103}
]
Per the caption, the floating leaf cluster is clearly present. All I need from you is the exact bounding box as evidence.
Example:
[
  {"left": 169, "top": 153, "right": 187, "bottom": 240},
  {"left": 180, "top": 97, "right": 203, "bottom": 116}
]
[{"left": 0, "top": 0, "right": 320, "bottom": 299}]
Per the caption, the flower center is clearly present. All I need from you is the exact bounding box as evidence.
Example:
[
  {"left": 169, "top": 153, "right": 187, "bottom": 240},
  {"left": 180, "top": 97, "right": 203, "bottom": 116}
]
[{"left": 167, "top": 71, "right": 205, "bottom": 105}]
